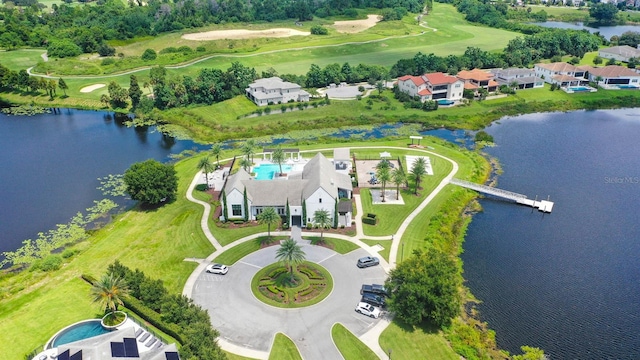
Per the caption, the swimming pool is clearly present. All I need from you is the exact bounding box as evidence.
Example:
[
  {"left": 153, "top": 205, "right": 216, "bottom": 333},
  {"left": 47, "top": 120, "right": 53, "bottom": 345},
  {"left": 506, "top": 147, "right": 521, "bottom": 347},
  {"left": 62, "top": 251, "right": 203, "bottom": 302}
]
[
  {"left": 252, "top": 163, "right": 293, "bottom": 180},
  {"left": 48, "top": 320, "right": 113, "bottom": 348},
  {"left": 437, "top": 99, "right": 454, "bottom": 105},
  {"left": 616, "top": 84, "right": 638, "bottom": 89},
  {"left": 568, "top": 86, "right": 590, "bottom": 92}
]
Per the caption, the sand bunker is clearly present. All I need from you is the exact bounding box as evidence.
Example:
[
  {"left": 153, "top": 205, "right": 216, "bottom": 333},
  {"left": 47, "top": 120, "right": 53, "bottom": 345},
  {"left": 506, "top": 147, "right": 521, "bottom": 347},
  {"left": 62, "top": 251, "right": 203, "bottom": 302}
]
[
  {"left": 80, "top": 84, "right": 106, "bottom": 93},
  {"left": 333, "top": 14, "right": 381, "bottom": 33},
  {"left": 181, "top": 28, "right": 310, "bottom": 41}
]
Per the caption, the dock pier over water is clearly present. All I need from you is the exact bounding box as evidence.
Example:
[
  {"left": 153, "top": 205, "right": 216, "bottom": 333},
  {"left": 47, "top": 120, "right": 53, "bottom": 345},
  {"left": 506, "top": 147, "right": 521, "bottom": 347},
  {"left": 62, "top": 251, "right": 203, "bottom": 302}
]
[{"left": 449, "top": 178, "right": 554, "bottom": 213}]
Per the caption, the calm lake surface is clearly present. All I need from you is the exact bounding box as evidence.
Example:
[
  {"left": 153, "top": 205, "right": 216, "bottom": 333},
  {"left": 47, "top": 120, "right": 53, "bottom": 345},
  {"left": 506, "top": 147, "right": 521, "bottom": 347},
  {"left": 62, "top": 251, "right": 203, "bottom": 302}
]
[
  {"left": 532, "top": 21, "right": 640, "bottom": 40},
  {"left": 463, "top": 109, "right": 640, "bottom": 359},
  {"left": 1, "top": 107, "right": 639, "bottom": 359},
  {"left": 0, "top": 109, "right": 203, "bottom": 255}
]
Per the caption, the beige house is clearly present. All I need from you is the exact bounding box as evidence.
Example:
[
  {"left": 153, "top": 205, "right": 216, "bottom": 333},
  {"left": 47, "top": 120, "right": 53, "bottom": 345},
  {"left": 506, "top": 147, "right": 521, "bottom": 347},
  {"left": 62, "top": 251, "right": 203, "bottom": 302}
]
[{"left": 397, "top": 72, "right": 464, "bottom": 102}]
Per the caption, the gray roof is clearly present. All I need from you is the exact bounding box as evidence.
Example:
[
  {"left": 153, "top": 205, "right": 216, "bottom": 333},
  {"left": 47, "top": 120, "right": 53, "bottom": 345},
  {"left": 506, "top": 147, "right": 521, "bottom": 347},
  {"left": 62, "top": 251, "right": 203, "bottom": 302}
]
[
  {"left": 333, "top": 148, "right": 350, "bottom": 162},
  {"left": 492, "top": 67, "right": 536, "bottom": 78},
  {"left": 338, "top": 200, "right": 353, "bottom": 214},
  {"left": 56, "top": 327, "right": 180, "bottom": 360},
  {"left": 245, "top": 179, "right": 307, "bottom": 206},
  {"left": 248, "top": 77, "right": 301, "bottom": 91},
  {"left": 495, "top": 76, "right": 543, "bottom": 85},
  {"left": 599, "top": 45, "right": 640, "bottom": 58},
  {"left": 302, "top": 153, "right": 352, "bottom": 199},
  {"left": 224, "top": 168, "right": 251, "bottom": 196}
]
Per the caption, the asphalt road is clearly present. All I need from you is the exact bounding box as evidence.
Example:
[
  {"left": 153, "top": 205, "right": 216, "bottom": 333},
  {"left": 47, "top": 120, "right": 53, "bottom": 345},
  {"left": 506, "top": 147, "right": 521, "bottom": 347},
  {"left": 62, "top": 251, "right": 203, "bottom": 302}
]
[{"left": 191, "top": 243, "right": 388, "bottom": 360}]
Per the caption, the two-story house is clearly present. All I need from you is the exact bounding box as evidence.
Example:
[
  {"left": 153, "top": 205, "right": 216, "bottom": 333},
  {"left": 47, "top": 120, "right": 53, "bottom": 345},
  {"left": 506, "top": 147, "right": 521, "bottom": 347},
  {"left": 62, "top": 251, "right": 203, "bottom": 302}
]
[
  {"left": 245, "top": 77, "right": 310, "bottom": 106},
  {"left": 397, "top": 72, "right": 464, "bottom": 102}
]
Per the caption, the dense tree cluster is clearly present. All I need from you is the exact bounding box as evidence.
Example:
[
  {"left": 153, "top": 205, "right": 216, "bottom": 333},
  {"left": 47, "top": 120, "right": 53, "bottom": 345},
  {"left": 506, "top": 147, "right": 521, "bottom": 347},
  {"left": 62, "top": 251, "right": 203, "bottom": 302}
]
[
  {"left": 304, "top": 62, "right": 389, "bottom": 87},
  {"left": 106, "top": 261, "right": 226, "bottom": 360},
  {"left": 0, "top": 0, "right": 425, "bottom": 56},
  {"left": 123, "top": 159, "right": 178, "bottom": 205},
  {"left": 385, "top": 247, "right": 461, "bottom": 328},
  {"left": 0, "top": 63, "right": 61, "bottom": 99}
]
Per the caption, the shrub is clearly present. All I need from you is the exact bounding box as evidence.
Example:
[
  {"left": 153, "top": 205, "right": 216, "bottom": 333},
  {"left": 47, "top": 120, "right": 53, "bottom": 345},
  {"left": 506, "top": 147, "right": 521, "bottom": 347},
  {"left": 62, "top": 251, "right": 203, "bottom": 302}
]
[
  {"left": 101, "top": 58, "right": 116, "bottom": 66},
  {"left": 141, "top": 49, "right": 157, "bottom": 61},
  {"left": 310, "top": 25, "right": 329, "bottom": 35},
  {"left": 177, "top": 46, "right": 192, "bottom": 53},
  {"left": 122, "top": 296, "right": 184, "bottom": 344},
  {"left": 160, "top": 47, "right": 178, "bottom": 54},
  {"left": 61, "top": 248, "right": 78, "bottom": 259},
  {"left": 196, "top": 46, "right": 206, "bottom": 52},
  {"left": 362, "top": 216, "right": 377, "bottom": 225},
  {"left": 306, "top": 223, "right": 313, "bottom": 230},
  {"left": 34, "top": 255, "right": 62, "bottom": 272},
  {"left": 366, "top": 213, "right": 377, "bottom": 219}
]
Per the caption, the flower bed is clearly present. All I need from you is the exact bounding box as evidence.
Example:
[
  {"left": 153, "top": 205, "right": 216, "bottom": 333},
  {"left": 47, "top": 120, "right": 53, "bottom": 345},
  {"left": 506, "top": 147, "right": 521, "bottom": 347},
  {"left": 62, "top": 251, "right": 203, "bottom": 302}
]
[{"left": 252, "top": 261, "right": 333, "bottom": 308}]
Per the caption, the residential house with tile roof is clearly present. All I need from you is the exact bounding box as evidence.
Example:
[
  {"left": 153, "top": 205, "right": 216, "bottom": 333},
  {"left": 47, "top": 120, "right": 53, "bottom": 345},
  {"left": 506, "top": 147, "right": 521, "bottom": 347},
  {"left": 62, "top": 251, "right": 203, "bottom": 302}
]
[
  {"left": 245, "top": 77, "right": 310, "bottom": 106},
  {"left": 397, "top": 72, "right": 464, "bottom": 102},
  {"left": 598, "top": 45, "right": 640, "bottom": 63},
  {"left": 534, "top": 62, "right": 589, "bottom": 87},
  {"left": 222, "top": 153, "right": 353, "bottom": 227},
  {"left": 490, "top": 68, "right": 544, "bottom": 89},
  {"left": 456, "top": 68, "right": 499, "bottom": 92},
  {"left": 581, "top": 65, "right": 640, "bottom": 86}
]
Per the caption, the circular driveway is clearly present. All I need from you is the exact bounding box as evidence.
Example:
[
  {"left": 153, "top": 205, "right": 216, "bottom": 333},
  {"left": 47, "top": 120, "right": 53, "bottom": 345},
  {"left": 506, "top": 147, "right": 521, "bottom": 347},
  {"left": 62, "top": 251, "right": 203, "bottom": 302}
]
[{"left": 191, "top": 242, "right": 388, "bottom": 359}]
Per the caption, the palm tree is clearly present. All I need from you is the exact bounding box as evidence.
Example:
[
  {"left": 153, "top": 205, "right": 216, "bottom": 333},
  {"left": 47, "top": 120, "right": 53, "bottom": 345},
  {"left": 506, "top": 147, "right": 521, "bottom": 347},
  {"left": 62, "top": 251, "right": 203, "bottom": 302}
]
[
  {"left": 198, "top": 156, "right": 215, "bottom": 188},
  {"left": 257, "top": 207, "right": 280, "bottom": 240},
  {"left": 239, "top": 157, "right": 252, "bottom": 172},
  {"left": 242, "top": 139, "right": 257, "bottom": 164},
  {"left": 313, "top": 209, "right": 332, "bottom": 242},
  {"left": 272, "top": 146, "right": 285, "bottom": 175},
  {"left": 211, "top": 143, "right": 222, "bottom": 169},
  {"left": 275, "top": 238, "right": 306, "bottom": 279},
  {"left": 411, "top": 157, "right": 427, "bottom": 195},
  {"left": 391, "top": 167, "right": 406, "bottom": 200},
  {"left": 376, "top": 165, "right": 391, "bottom": 202},
  {"left": 509, "top": 80, "right": 519, "bottom": 91},
  {"left": 594, "top": 76, "right": 603, "bottom": 86},
  {"left": 90, "top": 273, "right": 129, "bottom": 314}
]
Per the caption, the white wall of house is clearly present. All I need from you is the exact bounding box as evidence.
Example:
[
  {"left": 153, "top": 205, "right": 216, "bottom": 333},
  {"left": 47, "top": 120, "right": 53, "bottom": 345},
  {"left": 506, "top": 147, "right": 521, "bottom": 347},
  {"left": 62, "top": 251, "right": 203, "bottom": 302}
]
[
  {"left": 448, "top": 80, "right": 464, "bottom": 100},
  {"left": 397, "top": 79, "right": 419, "bottom": 97},
  {"left": 305, "top": 188, "right": 335, "bottom": 224},
  {"left": 226, "top": 189, "right": 248, "bottom": 220}
]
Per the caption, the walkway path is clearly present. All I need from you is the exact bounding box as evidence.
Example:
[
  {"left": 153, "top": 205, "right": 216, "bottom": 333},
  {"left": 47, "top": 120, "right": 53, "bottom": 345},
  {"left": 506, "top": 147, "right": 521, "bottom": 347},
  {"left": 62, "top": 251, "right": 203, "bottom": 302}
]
[{"left": 183, "top": 146, "right": 458, "bottom": 359}]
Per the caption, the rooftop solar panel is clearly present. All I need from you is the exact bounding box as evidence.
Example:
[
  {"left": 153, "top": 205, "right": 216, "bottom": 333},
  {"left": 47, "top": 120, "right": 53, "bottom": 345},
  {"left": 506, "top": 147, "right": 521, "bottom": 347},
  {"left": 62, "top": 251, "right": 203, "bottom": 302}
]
[
  {"left": 165, "top": 351, "right": 180, "bottom": 360},
  {"left": 57, "top": 349, "right": 70, "bottom": 360},
  {"left": 110, "top": 342, "right": 126, "bottom": 357},
  {"left": 123, "top": 338, "right": 140, "bottom": 357},
  {"left": 69, "top": 350, "right": 83, "bottom": 360}
]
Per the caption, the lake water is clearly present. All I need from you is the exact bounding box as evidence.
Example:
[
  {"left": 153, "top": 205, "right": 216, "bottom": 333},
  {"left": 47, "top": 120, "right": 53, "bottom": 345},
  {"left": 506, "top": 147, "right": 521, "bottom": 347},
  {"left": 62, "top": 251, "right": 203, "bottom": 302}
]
[
  {"left": 462, "top": 109, "right": 640, "bottom": 359},
  {"left": 0, "top": 109, "right": 203, "bottom": 256},
  {"left": 1, "top": 107, "right": 639, "bottom": 359},
  {"left": 531, "top": 21, "right": 640, "bottom": 40}
]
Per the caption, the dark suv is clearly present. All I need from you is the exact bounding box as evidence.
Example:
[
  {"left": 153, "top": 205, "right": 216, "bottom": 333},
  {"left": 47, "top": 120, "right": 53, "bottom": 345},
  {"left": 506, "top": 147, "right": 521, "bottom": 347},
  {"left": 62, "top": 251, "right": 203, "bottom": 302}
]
[
  {"left": 361, "top": 292, "right": 386, "bottom": 307},
  {"left": 357, "top": 256, "right": 380, "bottom": 268},
  {"left": 361, "top": 284, "right": 387, "bottom": 296}
]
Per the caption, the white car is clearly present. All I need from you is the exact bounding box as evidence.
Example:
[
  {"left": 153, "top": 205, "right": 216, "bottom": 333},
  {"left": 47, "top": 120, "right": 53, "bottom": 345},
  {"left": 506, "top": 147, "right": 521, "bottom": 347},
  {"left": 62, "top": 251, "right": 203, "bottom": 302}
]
[
  {"left": 206, "top": 263, "right": 228, "bottom": 275},
  {"left": 355, "top": 301, "right": 381, "bottom": 318}
]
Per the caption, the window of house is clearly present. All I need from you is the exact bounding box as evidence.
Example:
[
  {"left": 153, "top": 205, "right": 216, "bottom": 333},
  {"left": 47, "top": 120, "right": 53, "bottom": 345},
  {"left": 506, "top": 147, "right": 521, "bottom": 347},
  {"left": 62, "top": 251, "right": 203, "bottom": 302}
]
[
  {"left": 319, "top": 198, "right": 322, "bottom": 203},
  {"left": 232, "top": 205, "right": 242, "bottom": 216},
  {"left": 278, "top": 208, "right": 285, "bottom": 215}
]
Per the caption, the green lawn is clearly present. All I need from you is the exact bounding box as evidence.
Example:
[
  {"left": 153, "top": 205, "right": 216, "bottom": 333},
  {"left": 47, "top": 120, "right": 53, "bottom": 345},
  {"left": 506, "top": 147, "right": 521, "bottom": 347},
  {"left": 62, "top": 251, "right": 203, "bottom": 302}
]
[
  {"left": 268, "top": 333, "right": 303, "bottom": 360},
  {"left": 332, "top": 323, "right": 379, "bottom": 360},
  {"left": 0, "top": 49, "right": 46, "bottom": 71},
  {"left": 361, "top": 239, "right": 391, "bottom": 262},
  {"left": 0, "top": 156, "right": 214, "bottom": 359},
  {"left": 213, "top": 236, "right": 288, "bottom": 265},
  {"left": 379, "top": 320, "right": 459, "bottom": 360},
  {"left": 304, "top": 236, "right": 360, "bottom": 254},
  {"left": 225, "top": 352, "right": 258, "bottom": 360}
]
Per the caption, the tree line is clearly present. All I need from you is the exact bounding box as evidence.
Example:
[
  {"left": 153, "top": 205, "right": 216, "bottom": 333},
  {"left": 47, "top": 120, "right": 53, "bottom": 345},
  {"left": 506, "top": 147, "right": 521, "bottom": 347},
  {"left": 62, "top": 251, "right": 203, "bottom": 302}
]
[{"left": 0, "top": 0, "right": 426, "bottom": 56}]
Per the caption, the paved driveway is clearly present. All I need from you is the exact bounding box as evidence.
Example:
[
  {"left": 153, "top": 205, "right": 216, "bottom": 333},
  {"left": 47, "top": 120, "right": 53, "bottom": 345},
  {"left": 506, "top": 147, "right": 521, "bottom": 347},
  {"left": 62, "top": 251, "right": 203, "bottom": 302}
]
[{"left": 191, "top": 243, "right": 388, "bottom": 360}]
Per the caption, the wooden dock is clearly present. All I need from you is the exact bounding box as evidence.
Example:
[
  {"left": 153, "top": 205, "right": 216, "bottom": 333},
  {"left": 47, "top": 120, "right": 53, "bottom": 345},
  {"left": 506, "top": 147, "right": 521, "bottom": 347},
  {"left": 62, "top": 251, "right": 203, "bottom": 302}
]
[{"left": 449, "top": 178, "right": 554, "bottom": 213}]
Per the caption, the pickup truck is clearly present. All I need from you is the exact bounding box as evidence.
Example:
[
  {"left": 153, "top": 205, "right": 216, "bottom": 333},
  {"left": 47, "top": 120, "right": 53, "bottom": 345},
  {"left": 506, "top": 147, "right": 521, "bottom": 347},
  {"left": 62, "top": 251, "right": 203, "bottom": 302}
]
[{"left": 360, "top": 284, "right": 387, "bottom": 296}]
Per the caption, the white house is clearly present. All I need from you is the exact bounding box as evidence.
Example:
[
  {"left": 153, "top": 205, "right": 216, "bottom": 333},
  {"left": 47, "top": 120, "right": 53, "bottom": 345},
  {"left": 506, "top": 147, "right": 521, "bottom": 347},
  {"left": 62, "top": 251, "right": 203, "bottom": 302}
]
[
  {"left": 490, "top": 68, "right": 544, "bottom": 89},
  {"left": 582, "top": 65, "right": 640, "bottom": 86},
  {"left": 534, "top": 62, "right": 589, "bottom": 86},
  {"left": 598, "top": 46, "right": 640, "bottom": 63},
  {"left": 245, "top": 77, "right": 310, "bottom": 106},
  {"left": 222, "top": 153, "right": 353, "bottom": 227},
  {"left": 397, "top": 72, "right": 464, "bottom": 102}
]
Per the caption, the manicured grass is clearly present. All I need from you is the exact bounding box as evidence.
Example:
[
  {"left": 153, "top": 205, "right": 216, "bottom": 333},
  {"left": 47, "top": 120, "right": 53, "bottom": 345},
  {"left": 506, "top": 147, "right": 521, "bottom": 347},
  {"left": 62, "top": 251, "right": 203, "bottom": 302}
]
[
  {"left": 0, "top": 156, "right": 214, "bottom": 359},
  {"left": 527, "top": 5, "right": 589, "bottom": 18},
  {"left": 213, "top": 223, "right": 270, "bottom": 246},
  {"left": 268, "top": 333, "right": 303, "bottom": 360},
  {"left": 379, "top": 320, "right": 459, "bottom": 360},
  {"left": 251, "top": 261, "right": 333, "bottom": 308},
  {"left": 213, "top": 236, "right": 288, "bottom": 265},
  {"left": 0, "top": 49, "right": 46, "bottom": 71},
  {"left": 304, "top": 236, "right": 360, "bottom": 254},
  {"left": 361, "top": 239, "right": 391, "bottom": 262},
  {"left": 359, "top": 148, "right": 453, "bottom": 236},
  {"left": 225, "top": 352, "right": 259, "bottom": 360},
  {"left": 331, "top": 323, "right": 379, "bottom": 360}
]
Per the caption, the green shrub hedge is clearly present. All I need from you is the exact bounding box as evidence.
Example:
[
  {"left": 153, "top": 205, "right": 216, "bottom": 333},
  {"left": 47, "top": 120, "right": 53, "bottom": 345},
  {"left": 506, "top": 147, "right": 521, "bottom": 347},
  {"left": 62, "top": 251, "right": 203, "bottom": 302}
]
[{"left": 363, "top": 217, "right": 377, "bottom": 225}]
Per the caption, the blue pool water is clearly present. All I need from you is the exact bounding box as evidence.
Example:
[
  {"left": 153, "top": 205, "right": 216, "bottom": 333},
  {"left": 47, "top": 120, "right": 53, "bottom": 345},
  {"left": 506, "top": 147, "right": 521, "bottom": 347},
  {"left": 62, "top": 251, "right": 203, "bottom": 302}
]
[
  {"left": 437, "top": 99, "right": 454, "bottom": 105},
  {"left": 616, "top": 84, "right": 637, "bottom": 89},
  {"left": 252, "top": 163, "right": 293, "bottom": 180},
  {"left": 50, "top": 320, "right": 113, "bottom": 348},
  {"left": 568, "top": 86, "right": 590, "bottom": 92}
]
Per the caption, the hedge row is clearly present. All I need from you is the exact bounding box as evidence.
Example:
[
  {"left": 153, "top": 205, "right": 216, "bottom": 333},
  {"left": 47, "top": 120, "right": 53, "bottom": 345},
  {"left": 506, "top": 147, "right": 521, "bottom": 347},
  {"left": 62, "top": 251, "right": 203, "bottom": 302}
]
[
  {"left": 363, "top": 216, "right": 377, "bottom": 225},
  {"left": 81, "top": 273, "right": 184, "bottom": 345}
]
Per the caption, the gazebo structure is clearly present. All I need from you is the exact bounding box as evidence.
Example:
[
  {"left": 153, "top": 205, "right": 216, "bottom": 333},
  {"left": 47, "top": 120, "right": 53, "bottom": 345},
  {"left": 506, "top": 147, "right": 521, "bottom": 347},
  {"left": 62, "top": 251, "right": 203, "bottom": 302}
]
[
  {"left": 410, "top": 135, "right": 423, "bottom": 146},
  {"left": 379, "top": 151, "right": 391, "bottom": 159},
  {"left": 262, "top": 148, "right": 301, "bottom": 162}
]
